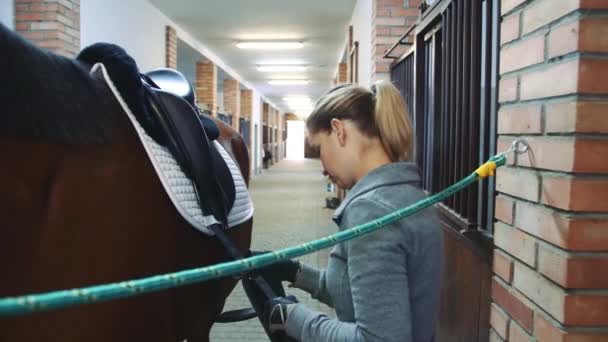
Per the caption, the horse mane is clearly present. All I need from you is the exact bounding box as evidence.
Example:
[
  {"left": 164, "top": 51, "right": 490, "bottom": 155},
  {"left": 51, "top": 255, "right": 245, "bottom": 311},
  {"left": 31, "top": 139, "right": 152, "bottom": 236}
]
[{"left": 0, "top": 23, "right": 114, "bottom": 144}]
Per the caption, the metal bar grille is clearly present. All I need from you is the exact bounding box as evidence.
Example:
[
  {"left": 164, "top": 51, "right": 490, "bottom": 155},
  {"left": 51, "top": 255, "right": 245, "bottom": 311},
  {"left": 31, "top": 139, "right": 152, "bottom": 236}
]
[{"left": 390, "top": 0, "right": 500, "bottom": 232}]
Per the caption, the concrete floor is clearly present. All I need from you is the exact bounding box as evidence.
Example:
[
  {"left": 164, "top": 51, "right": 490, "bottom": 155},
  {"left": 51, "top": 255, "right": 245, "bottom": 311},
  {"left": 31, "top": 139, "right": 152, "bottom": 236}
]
[{"left": 210, "top": 159, "right": 336, "bottom": 341}]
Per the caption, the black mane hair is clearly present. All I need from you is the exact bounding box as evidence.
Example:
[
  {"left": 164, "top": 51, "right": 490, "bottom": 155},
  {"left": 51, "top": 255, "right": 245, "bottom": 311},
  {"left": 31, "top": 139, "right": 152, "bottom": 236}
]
[{"left": 0, "top": 23, "right": 115, "bottom": 144}]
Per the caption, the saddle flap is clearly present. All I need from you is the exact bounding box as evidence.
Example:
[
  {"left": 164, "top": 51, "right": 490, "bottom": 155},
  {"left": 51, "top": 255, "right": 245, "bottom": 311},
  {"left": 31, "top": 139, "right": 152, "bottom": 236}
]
[{"left": 144, "top": 87, "right": 235, "bottom": 224}]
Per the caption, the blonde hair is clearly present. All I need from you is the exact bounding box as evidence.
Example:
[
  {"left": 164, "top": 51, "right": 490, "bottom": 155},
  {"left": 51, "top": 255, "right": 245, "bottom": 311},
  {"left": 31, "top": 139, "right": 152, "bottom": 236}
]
[{"left": 306, "top": 80, "right": 413, "bottom": 161}]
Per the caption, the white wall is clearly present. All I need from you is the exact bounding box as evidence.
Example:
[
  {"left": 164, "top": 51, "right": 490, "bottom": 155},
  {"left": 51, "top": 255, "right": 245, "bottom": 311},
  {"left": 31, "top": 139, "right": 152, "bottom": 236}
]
[
  {"left": 0, "top": 0, "right": 14, "bottom": 29},
  {"left": 349, "top": 0, "right": 373, "bottom": 87},
  {"left": 81, "top": 0, "right": 169, "bottom": 72},
  {"left": 252, "top": 91, "right": 263, "bottom": 174}
]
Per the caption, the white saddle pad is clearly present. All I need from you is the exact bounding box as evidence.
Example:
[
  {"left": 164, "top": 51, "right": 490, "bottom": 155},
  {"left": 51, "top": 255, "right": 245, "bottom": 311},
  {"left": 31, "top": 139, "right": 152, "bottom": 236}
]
[{"left": 91, "top": 63, "right": 254, "bottom": 235}]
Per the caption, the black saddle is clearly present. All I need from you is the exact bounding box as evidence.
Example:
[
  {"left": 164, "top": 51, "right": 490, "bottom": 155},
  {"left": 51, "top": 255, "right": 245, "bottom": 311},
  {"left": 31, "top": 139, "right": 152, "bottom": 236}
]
[
  {"left": 140, "top": 69, "right": 235, "bottom": 227},
  {"left": 145, "top": 68, "right": 220, "bottom": 141}
]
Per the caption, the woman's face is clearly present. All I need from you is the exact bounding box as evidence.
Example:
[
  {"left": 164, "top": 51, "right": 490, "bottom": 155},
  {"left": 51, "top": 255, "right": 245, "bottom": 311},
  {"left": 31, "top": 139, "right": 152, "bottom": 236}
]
[{"left": 308, "top": 122, "right": 357, "bottom": 189}]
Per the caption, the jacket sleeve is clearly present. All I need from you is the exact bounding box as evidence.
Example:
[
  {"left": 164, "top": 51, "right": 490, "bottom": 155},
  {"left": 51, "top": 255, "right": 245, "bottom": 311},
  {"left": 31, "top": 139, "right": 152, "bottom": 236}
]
[{"left": 285, "top": 198, "right": 413, "bottom": 342}]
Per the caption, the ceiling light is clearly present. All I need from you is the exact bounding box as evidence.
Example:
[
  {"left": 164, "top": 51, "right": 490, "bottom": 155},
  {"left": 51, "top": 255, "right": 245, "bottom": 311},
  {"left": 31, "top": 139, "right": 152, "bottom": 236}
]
[
  {"left": 285, "top": 100, "right": 312, "bottom": 106},
  {"left": 283, "top": 96, "right": 312, "bottom": 102},
  {"left": 236, "top": 41, "right": 303, "bottom": 50},
  {"left": 268, "top": 80, "right": 310, "bottom": 85},
  {"left": 257, "top": 65, "right": 307, "bottom": 72}
]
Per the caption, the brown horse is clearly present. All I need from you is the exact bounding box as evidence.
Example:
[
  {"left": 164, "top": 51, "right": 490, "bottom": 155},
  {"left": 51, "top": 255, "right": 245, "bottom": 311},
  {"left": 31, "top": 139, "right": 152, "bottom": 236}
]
[{"left": 0, "top": 24, "right": 252, "bottom": 341}]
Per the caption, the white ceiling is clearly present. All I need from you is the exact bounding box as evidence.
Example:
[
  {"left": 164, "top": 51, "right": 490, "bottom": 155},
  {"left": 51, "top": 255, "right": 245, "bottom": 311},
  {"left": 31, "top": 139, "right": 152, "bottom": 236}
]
[{"left": 149, "top": 0, "right": 357, "bottom": 113}]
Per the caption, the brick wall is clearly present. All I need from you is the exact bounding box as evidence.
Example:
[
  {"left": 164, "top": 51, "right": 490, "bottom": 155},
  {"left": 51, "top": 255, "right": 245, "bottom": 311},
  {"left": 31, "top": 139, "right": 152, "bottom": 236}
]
[
  {"left": 372, "top": 0, "right": 419, "bottom": 81},
  {"left": 492, "top": 0, "right": 608, "bottom": 340},
  {"left": 15, "top": 0, "right": 80, "bottom": 57},
  {"left": 240, "top": 89, "right": 252, "bottom": 119},
  {"left": 223, "top": 78, "right": 240, "bottom": 130},
  {"left": 338, "top": 62, "right": 347, "bottom": 83},
  {"left": 196, "top": 61, "right": 217, "bottom": 116},
  {"left": 165, "top": 25, "right": 177, "bottom": 69}
]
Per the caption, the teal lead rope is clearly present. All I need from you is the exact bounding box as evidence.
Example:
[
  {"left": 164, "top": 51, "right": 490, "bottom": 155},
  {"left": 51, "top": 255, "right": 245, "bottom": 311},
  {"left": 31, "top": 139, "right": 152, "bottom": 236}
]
[{"left": 0, "top": 154, "right": 507, "bottom": 317}]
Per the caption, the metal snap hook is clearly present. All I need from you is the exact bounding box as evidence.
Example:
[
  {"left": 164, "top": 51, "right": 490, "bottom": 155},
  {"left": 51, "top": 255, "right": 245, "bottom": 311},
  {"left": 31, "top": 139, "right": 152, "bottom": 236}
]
[
  {"left": 498, "top": 138, "right": 530, "bottom": 158},
  {"left": 511, "top": 139, "right": 529, "bottom": 154}
]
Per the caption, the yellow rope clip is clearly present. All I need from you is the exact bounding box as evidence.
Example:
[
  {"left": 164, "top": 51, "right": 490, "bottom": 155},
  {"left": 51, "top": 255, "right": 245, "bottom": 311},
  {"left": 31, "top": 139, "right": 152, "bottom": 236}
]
[{"left": 475, "top": 161, "right": 497, "bottom": 179}]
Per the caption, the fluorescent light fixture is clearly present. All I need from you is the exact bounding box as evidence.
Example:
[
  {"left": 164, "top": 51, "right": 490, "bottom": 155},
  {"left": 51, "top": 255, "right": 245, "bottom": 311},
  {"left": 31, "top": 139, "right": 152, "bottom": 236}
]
[
  {"left": 257, "top": 65, "right": 307, "bottom": 72},
  {"left": 268, "top": 80, "right": 310, "bottom": 85},
  {"left": 236, "top": 41, "right": 303, "bottom": 50},
  {"left": 283, "top": 96, "right": 312, "bottom": 102}
]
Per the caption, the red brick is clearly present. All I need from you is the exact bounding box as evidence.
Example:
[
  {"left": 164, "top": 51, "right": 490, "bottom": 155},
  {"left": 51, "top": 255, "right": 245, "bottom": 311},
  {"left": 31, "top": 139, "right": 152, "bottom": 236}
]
[
  {"left": 15, "top": 23, "right": 29, "bottom": 30},
  {"left": 497, "top": 104, "right": 542, "bottom": 134},
  {"left": 15, "top": 12, "right": 46, "bottom": 21},
  {"left": 494, "top": 249, "right": 514, "bottom": 283},
  {"left": 501, "top": 13, "right": 520, "bottom": 45},
  {"left": 579, "top": 17, "right": 608, "bottom": 52},
  {"left": 15, "top": 4, "right": 30, "bottom": 11},
  {"left": 538, "top": 245, "right": 608, "bottom": 288},
  {"left": 375, "top": 27, "right": 391, "bottom": 35},
  {"left": 375, "top": 8, "right": 391, "bottom": 16},
  {"left": 376, "top": 36, "right": 401, "bottom": 45},
  {"left": 500, "top": 34, "right": 545, "bottom": 73},
  {"left": 522, "top": 0, "right": 579, "bottom": 35},
  {"left": 496, "top": 168, "right": 539, "bottom": 202},
  {"left": 374, "top": 16, "right": 406, "bottom": 27},
  {"left": 513, "top": 262, "right": 566, "bottom": 323},
  {"left": 240, "top": 89, "right": 253, "bottom": 118},
  {"left": 196, "top": 61, "right": 217, "bottom": 114},
  {"left": 494, "top": 223, "right": 537, "bottom": 267},
  {"left": 564, "top": 296, "right": 608, "bottom": 326},
  {"left": 514, "top": 201, "right": 608, "bottom": 251},
  {"left": 491, "top": 303, "right": 510, "bottom": 339},
  {"left": 573, "top": 138, "right": 608, "bottom": 174},
  {"left": 581, "top": 0, "right": 608, "bottom": 9},
  {"left": 407, "top": 0, "right": 421, "bottom": 7},
  {"left": 548, "top": 20, "right": 578, "bottom": 58},
  {"left": 390, "top": 8, "right": 419, "bottom": 17},
  {"left": 390, "top": 27, "right": 409, "bottom": 36},
  {"left": 545, "top": 100, "right": 608, "bottom": 133},
  {"left": 535, "top": 314, "right": 608, "bottom": 342},
  {"left": 520, "top": 59, "right": 578, "bottom": 100},
  {"left": 502, "top": 0, "right": 527, "bottom": 15},
  {"left": 18, "top": 31, "right": 44, "bottom": 40},
  {"left": 515, "top": 261, "right": 608, "bottom": 326},
  {"left": 30, "top": 3, "right": 60, "bottom": 12},
  {"left": 516, "top": 137, "right": 574, "bottom": 172},
  {"left": 497, "top": 138, "right": 516, "bottom": 165},
  {"left": 499, "top": 76, "right": 518, "bottom": 102},
  {"left": 377, "top": 0, "right": 406, "bottom": 7},
  {"left": 492, "top": 278, "right": 534, "bottom": 332},
  {"left": 516, "top": 137, "right": 608, "bottom": 173},
  {"left": 510, "top": 321, "right": 533, "bottom": 342},
  {"left": 495, "top": 195, "right": 515, "bottom": 225},
  {"left": 579, "top": 58, "right": 608, "bottom": 95},
  {"left": 541, "top": 176, "right": 608, "bottom": 212}
]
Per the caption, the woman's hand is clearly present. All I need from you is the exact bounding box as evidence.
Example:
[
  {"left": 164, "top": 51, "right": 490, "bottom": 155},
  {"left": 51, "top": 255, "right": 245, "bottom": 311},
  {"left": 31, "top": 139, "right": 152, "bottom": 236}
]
[
  {"left": 250, "top": 250, "right": 302, "bottom": 284},
  {"left": 264, "top": 295, "right": 298, "bottom": 333}
]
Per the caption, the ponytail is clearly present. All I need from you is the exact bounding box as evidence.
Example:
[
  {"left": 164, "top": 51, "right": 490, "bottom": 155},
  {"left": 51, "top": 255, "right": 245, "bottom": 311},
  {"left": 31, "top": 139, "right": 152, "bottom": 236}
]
[
  {"left": 307, "top": 81, "right": 413, "bottom": 162},
  {"left": 371, "top": 80, "right": 413, "bottom": 161}
]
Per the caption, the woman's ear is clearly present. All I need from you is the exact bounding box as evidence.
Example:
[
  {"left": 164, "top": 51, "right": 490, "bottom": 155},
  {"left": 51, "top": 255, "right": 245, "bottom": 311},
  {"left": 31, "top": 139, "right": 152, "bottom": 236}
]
[{"left": 330, "top": 119, "right": 347, "bottom": 146}]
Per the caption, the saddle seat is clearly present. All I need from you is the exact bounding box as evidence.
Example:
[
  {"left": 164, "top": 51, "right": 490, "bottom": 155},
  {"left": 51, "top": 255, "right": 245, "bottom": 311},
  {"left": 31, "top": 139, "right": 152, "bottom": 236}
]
[
  {"left": 145, "top": 68, "right": 220, "bottom": 140},
  {"left": 141, "top": 68, "right": 235, "bottom": 228}
]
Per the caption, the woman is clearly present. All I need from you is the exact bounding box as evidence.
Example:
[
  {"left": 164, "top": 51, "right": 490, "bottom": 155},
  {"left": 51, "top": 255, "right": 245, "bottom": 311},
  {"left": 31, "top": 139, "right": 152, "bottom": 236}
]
[{"left": 262, "top": 80, "right": 444, "bottom": 342}]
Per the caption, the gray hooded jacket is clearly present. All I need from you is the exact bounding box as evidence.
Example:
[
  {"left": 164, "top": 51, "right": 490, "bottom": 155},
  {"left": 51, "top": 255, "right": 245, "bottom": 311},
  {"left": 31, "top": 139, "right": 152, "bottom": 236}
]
[{"left": 286, "top": 162, "right": 444, "bottom": 342}]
